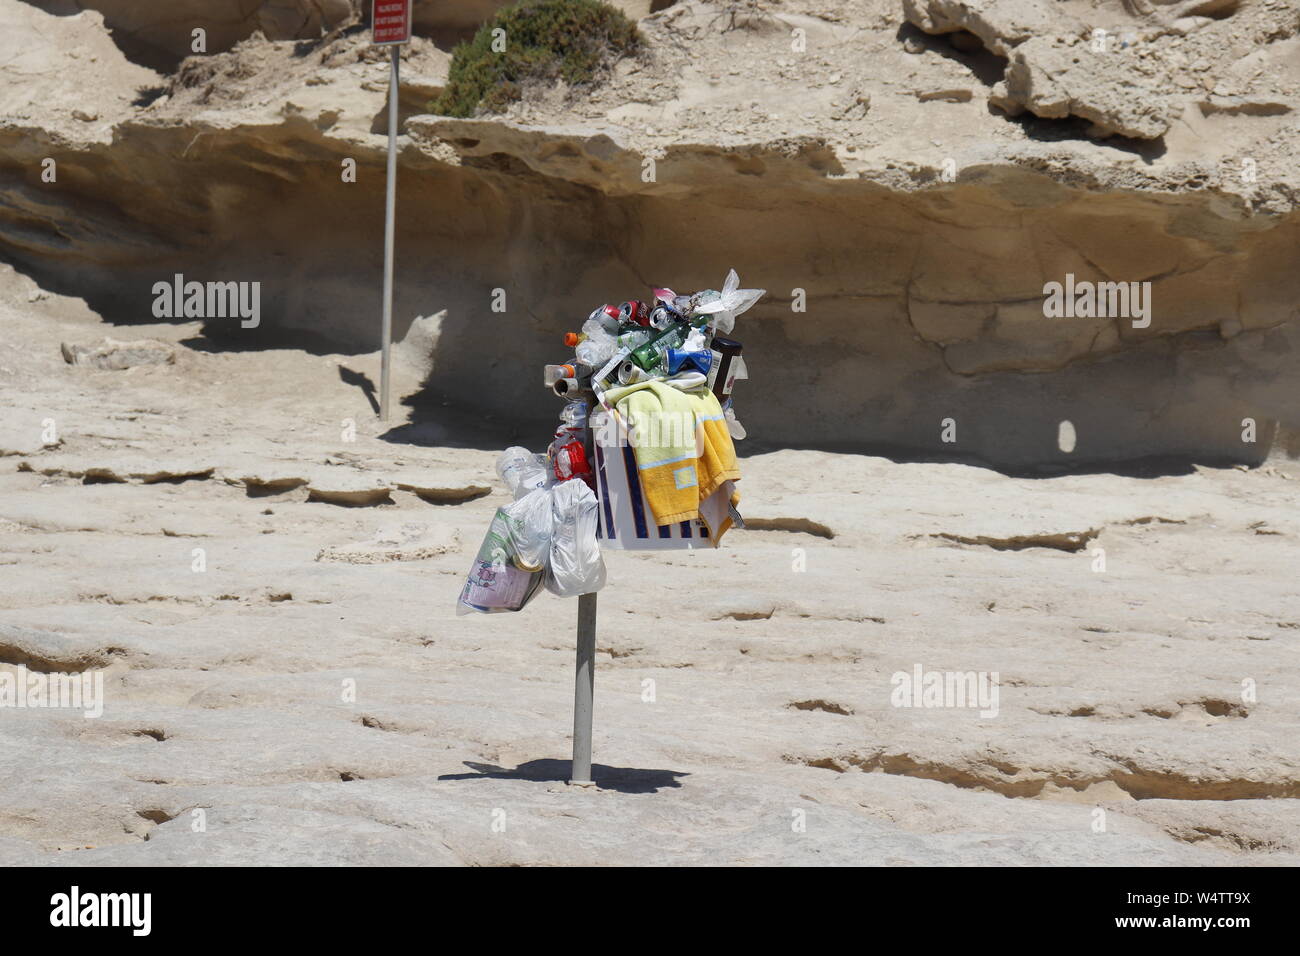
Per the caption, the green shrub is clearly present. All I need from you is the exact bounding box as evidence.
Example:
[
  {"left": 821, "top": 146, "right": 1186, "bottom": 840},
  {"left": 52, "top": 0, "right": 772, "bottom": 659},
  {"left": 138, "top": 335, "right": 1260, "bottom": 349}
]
[{"left": 431, "top": 0, "right": 641, "bottom": 118}]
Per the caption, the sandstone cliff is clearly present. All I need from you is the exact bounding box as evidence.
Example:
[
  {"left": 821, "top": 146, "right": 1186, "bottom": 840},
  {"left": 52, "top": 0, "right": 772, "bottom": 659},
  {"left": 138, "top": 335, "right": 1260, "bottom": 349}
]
[{"left": 1, "top": 0, "right": 1298, "bottom": 468}]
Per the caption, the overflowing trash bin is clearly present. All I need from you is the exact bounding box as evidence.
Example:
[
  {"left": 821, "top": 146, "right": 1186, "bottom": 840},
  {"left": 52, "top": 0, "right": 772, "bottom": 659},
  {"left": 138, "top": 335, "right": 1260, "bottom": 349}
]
[{"left": 457, "top": 269, "right": 763, "bottom": 613}]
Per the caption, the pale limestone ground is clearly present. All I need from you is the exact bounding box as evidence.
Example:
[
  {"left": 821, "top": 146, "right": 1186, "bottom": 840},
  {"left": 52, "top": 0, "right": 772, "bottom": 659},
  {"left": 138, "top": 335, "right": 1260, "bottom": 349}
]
[{"left": 1, "top": 267, "right": 1297, "bottom": 865}]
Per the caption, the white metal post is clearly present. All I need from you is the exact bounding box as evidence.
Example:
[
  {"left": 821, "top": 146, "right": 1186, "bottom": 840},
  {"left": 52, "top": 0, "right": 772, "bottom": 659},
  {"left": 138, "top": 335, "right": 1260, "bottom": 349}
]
[
  {"left": 379, "top": 44, "right": 399, "bottom": 421},
  {"left": 571, "top": 591, "right": 597, "bottom": 785}
]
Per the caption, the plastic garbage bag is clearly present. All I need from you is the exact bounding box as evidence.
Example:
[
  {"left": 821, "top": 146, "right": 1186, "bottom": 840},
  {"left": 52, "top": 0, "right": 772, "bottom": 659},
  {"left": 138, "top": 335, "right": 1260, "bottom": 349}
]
[
  {"left": 496, "top": 446, "right": 552, "bottom": 500},
  {"left": 456, "top": 504, "right": 546, "bottom": 614},
  {"left": 545, "top": 479, "right": 606, "bottom": 597}
]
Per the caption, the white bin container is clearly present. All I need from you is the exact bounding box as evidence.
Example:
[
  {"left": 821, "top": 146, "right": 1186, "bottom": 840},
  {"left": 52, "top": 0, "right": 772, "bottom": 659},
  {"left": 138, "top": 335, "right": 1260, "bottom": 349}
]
[{"left": 590, "top": 408, "right": 709, "bottom": 551}]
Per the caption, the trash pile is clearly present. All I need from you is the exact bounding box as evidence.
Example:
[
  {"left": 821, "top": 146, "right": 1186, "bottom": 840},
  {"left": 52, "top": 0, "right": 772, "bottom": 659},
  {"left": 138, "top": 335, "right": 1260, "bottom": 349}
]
[{"left": 457, "top": 269, "right": 763, "bottom": 613}]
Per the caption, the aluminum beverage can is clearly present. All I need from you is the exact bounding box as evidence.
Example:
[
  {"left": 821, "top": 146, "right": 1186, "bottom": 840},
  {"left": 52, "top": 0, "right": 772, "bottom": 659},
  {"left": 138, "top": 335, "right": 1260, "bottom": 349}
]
[{"left": 617, "top": 360, "right": 652, "bottom": 385}]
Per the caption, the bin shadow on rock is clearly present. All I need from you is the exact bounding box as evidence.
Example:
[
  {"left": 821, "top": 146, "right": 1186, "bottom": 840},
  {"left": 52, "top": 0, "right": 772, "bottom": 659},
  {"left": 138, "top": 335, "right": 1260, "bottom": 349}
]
[{"left": 439, "top": 759, "right": 688, "bottom": 794}]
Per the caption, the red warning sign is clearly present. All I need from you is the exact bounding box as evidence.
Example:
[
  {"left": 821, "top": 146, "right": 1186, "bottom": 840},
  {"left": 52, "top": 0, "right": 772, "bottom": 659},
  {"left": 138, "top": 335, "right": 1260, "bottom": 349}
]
[{"left": 372, "top": 0, "right": 412, "bottom": 45}]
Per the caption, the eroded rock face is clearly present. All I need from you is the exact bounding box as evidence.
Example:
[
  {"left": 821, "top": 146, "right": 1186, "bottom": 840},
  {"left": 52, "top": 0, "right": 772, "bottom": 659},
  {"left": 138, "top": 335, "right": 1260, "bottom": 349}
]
[
  {"left": 902, "top": 0, "right": 1083, "bottom": 57},
  {"left": 61, "top": 338, "right": 177, "bottom": 370},
  {"left": 902, "top": 0, "right": 1269, "bottom": 139},
  {"left": 20, "top": 0, "right": 530, "bottom": 69},
  {"left": 0, "top": 2, "right": 161, "bottom": 128},
  {"left": 305, "top": 472, "right": 394, "bottom": 506},
  {"left": 1, "top": 0, "right": 1298, "bottom": 469},
  {"left": 21, "top": 0, "right": 359, "bottom": 69},
  {"left": 989, "top": 35, "right": 1178, "bottom": 139}
]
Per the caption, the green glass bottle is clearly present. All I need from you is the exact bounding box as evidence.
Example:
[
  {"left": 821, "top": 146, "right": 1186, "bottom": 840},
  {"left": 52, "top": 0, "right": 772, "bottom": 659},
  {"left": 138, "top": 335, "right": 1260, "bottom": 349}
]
[{"left": 628, "top": 321, "right": 689, "bottom": 372}]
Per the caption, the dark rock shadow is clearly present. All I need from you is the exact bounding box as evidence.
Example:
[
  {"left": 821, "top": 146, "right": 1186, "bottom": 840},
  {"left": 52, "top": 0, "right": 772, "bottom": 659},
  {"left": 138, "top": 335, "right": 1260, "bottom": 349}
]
[
  {"left": 438, "top": 758, "right": 689, "bottom": 794},
  {"left": 738, "top": 438, "right": 1255, "bottom": 480},
  {"left": 132, "top": 85, "right": 169, "bottom": 108},
  {"left": 379, "top": 390, "right": 541, "bottom": 452},
  {"left": 177, "top": 325, "right": 348, "bottom": 356},
  {"left": 895, "top": 22, "right": 1008, "bottom": 87},
  {"left": 995, "top": 109, "right": 1168, "bottom": 164}
]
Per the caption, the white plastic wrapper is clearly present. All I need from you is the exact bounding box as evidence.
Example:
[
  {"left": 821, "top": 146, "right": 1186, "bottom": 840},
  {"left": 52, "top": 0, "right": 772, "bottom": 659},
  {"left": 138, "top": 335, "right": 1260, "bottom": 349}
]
[{"left": 545, "top": 479, "right": 606, "bottom": 597}]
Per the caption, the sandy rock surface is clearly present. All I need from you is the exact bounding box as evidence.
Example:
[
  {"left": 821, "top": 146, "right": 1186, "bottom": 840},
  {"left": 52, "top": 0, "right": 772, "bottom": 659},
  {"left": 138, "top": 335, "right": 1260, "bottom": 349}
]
[{"left": 1, "top": 268, "right": 1296, "bottom": 865}]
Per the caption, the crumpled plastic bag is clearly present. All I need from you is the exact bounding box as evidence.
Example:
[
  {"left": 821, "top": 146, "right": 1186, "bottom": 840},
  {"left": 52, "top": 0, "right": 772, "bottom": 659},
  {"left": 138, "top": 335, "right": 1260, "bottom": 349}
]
[
  {"left": 456, "top": 488, "right": 553, "bottom": 614},
  {"left": 692, "top": 269, "right": 765, "bottom": 334},
  {"left": 545, "top": 479, "right": 606, "bottom": 598}
]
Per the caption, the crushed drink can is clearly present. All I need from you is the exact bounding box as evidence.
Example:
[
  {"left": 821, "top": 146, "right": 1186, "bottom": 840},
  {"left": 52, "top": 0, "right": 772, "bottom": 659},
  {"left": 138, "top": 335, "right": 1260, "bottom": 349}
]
[
  {"left": 589, "top": 304, "right": 622, "bottom": 332},
  {"left": 648, "top": 305, "right": 680, "bottom": 330},
  {"left": 664, "top": 348, "right": 711, "bottom": 375},
  {"left": 619, "top": 300, "right": 650, "bottom": 327},
  {"left": 617, "top": 360, "right": 653, "bottom": 385}
]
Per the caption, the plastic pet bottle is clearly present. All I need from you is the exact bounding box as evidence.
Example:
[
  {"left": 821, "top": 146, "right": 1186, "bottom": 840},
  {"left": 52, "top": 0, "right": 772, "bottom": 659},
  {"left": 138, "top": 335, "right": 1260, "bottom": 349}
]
[
  {"left": 559, "top": 400, "right": 588, "bottom": 427},
  {"left": 496, "top": 446, "right": 553, "bottom": 499},
  {"left": 575, "top": 317, "right": 618, "bottom": 366},
  {"left": 544, "top": 363, "right": 584, "bottom": 388}
]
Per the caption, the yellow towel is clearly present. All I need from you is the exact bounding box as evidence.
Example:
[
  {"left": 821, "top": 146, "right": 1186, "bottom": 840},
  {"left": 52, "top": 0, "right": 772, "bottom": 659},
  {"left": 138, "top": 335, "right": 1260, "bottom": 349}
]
[{"left": 604, "top": 381, "right": 740, "bottom": 527}]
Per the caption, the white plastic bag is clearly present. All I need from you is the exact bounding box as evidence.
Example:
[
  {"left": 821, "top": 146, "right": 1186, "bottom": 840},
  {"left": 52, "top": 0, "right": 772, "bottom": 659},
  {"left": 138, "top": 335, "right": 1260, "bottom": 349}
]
[
  {"left": 456, "top": 507, "right": 544, "bottom": 614},
  {"left": 504, "top": 487, "right": 553, "bottom": 571},
  {"left": 456, "top": 488, "right": 554, "bottom": 614},
  {"left": 545, "top": 480, "right": 606, "bottom": 597},
  {"left": 694, "top": 269, "right": 765, "bottom": 334}
]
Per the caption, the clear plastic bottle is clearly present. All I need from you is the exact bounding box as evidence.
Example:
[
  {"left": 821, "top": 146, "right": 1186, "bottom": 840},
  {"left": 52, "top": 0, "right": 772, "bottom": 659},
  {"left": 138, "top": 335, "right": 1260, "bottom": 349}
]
[
  {"left": 616, "top": 327, "right": 651, "bottom": 351},
  {"left": 544, "top": 363, "right": 586, "bottom": 388},
  {"left": 496, "top": 447, "right": 553, "bottom": 499},
  {"left": 575, "top": 317, "right": 618, "bottom": 366},
  {"left": 559, "top": 400, "right": 588, "bottom": 428},
  {"left": 576, "top": 338, "right": 613, "bottom": 367}
]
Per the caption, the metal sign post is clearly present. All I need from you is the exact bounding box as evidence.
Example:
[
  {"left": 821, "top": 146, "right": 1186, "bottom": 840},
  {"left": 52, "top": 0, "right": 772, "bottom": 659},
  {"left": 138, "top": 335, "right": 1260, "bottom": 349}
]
[{"left": 372, "top": 0, "right": 412, "bottom": 421}]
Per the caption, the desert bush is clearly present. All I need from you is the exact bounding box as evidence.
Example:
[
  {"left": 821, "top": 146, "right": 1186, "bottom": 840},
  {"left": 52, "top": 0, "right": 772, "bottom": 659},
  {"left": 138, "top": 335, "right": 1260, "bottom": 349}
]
[{"left": 430, "top": 0, "right": 641, "bottom": 118}]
